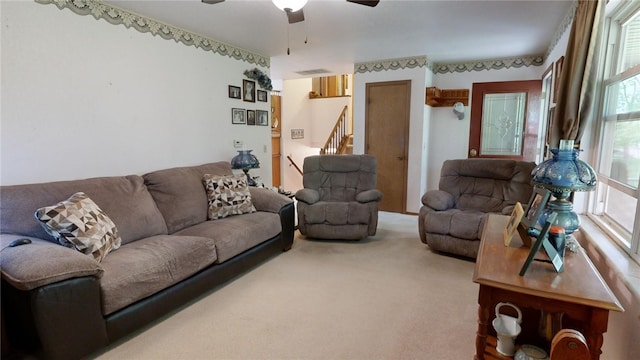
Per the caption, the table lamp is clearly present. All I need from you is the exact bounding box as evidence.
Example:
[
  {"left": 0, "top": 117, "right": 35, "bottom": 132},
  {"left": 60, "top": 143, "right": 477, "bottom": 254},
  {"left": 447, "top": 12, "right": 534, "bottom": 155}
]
[
  {"left": 231, "top": 150, "right": 260, "bottom": 186},
  {"left": 530, "top": 139, "right": 597, "bottom": 237}
]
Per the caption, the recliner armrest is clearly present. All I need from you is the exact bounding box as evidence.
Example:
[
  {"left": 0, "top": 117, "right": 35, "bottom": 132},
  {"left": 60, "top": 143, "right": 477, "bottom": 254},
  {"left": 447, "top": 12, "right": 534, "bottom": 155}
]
[
  {"left": 356, "top": 189, "right": 383, "bottom": 203},
  {"left": 295, "top": 189, "right": 320, "bottom": 204},
  {"left": 421, "top": 190, "right": 455, "bottom": 211}
]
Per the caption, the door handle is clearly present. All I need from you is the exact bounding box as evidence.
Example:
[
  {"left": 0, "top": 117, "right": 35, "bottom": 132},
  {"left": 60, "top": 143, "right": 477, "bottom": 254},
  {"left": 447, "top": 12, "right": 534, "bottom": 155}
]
[{"left": 470, "top": 149, "right": 478, "bottom": 157}]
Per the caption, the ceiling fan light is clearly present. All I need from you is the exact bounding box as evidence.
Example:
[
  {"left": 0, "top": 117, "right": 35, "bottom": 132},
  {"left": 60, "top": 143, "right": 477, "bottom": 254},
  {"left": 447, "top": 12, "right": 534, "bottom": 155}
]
[{"left": 272, "top": 0, "right": 307, "bottom": 12}]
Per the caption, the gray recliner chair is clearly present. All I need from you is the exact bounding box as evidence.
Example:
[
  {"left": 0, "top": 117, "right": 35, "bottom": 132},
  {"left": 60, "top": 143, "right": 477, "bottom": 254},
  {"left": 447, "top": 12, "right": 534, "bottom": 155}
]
[
  {"left": 295, "top": 154, "right": 383, "bottom": 240},
  {"left": 419, "top": 158, "right": 535, "bottom": 258}
]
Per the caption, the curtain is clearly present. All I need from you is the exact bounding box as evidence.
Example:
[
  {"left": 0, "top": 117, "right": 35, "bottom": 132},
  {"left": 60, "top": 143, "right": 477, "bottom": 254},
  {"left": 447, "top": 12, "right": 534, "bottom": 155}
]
[{"left": 550, "top": 0, "right": 604, "bottom": 148}]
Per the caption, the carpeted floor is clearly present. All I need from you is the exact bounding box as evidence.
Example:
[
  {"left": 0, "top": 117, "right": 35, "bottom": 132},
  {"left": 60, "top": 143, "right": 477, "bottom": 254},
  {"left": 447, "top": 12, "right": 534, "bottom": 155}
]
[{"left": 93, "top": 212, "right": 479, "bottom": 359}]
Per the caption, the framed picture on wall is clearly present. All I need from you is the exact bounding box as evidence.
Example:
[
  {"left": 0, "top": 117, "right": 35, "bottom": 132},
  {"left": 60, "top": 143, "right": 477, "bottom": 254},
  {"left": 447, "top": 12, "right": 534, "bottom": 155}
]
[
  {"left": 256, "top": 110, "right": 268, "bottom": 126},
  {"left": 228, "top": 85, "right": 241, "bottom": 99},
  {"left": 231, "top": 108, "right": 245, "bottom": 124},
  {"left": 243, "top": 79, "right": 256, "bottom": 102},
  {"left": 553, "top": 56, "right": 564, "bottom": 102},
  {"left": 247, "top": 110, "right": 256, "bottom": 125},
  {"left": 257, "top": 90, "right": 267, "bottom": 102}
]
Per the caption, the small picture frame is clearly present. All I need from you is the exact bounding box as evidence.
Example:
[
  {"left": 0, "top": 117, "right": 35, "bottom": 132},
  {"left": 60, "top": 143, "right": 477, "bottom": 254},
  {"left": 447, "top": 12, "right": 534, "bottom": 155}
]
[
  {"left": 503, "top": 202, "right": 524, "bottom": 246},
  {"left": 243, "top": 79, "right": 256, "bottom": 102},
  {"left": 519, "top": 212, "right": 559, "bottom": 276},
  {"left": 228, "top": 85, "right": 241, "bottom": 99},
  {"left": 257, "top": 90, "right": 268, "bottom": 102},
  {"left": 231, "top": 108, "right": 245, "bottom": 124},
  {"left": 517, "top": 188, "right": 551, "bottom": 247},
  {"left": 256, "top": 110, "right": 269, "bottom": 126},
  {"left": 246, "top": 110, "right": 256, "bottom": 125},
  {"left": 522, "top": 188, "right": 551, "bottom": 229}
]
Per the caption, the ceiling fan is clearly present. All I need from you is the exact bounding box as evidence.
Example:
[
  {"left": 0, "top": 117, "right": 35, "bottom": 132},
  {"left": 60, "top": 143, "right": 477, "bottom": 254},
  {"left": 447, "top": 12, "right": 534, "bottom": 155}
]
[{"left": 202, "top": 0, "right": 380, "bottom": 24}]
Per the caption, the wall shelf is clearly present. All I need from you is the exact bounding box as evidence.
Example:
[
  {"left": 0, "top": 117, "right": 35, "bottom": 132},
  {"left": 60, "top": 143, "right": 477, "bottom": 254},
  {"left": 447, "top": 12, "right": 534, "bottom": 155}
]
[{"left": 425, "top": 87, "right": 469, "bottom": 107}]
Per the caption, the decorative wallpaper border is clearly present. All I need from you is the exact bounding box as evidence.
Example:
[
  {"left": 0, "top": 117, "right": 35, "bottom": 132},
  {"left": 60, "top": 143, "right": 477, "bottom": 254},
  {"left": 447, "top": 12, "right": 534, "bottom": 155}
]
[
  {"left": 433, "top": 55, "right": 545, "bottom": 74},
  {"left": 37, "top": 0, "right": 270, "bottom": 68},
  {"left": 355, "top": 56, "right": 429, "bottom": 73},
  {"left": 355, "top": 0, "right": 575, "bottom": 75},
  {"left": 545, "top": 0, "right": 577, "bottom": 60}
]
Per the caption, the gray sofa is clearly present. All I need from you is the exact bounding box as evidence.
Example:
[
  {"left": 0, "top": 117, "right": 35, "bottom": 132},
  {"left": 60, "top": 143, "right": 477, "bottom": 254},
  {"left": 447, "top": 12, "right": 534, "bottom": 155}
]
[
  {"left": 418, "top": 159, "right": 535, "bottom": 259},
  {"left": 295, "top": 154, "right": 382, "bottom": 240},
  {"left": 0, "top": 161, "right": 294, "bottom": 360}
]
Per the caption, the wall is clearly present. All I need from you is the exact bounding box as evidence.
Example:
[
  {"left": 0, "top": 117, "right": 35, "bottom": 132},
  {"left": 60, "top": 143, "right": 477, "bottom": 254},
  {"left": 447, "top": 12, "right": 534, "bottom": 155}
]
[{"left": 0, "top": 1, "right": 272, "bottom": 186}]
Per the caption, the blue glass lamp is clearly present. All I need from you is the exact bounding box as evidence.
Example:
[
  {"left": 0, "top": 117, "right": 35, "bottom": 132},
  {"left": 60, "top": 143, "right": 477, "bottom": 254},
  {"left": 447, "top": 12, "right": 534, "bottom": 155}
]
[
  {"left": 231, "top": 150, "right": 260, "bottom": 186},
  {"left": 530, "top": 140, "right": 597, "bottom": 236}
]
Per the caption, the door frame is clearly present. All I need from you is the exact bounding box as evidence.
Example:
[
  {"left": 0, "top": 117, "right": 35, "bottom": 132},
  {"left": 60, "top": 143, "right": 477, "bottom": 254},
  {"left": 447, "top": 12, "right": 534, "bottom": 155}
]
[{"left": 364, "top": 80, "right": 410, "bottom": 213}]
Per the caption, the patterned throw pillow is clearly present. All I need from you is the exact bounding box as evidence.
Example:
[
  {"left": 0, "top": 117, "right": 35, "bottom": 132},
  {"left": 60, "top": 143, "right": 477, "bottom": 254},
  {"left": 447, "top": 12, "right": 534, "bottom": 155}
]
[
  {"left": 202, "top": 173, "right": 256, "bottom": 220},
  {"left": 34, "top": 192, "right": 122, "bottom": 262}
]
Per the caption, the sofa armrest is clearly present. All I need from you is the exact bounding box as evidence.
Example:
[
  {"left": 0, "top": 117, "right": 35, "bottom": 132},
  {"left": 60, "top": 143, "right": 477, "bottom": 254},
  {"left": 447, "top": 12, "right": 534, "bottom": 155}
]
[
  {"left": 421, "top": 190, "right": 455, "bottom": 211},
  {"left": 0, "top": 234, "right": 103, "bottom": 291},
  {"left": 356, "top": 189, "right": 383, "bottom": 203},
  {"left": 295, "top": 188, "right": 320, "bottom": 204},
  {"left": 249, "top": 187, "right": 293, "bottom": 213}
]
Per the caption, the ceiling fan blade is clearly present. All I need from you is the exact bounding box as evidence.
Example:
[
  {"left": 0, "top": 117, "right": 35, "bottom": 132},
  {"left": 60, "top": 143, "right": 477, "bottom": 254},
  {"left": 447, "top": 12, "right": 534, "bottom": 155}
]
[
  {"left": 201, "top": 0, "right": 225, "bottom": 4},
  {"left": 346, "top": 0, "right": 380, "bottom": 7},
  {"left": 286, "top": 9, "right": 305, "bottom": 24}
]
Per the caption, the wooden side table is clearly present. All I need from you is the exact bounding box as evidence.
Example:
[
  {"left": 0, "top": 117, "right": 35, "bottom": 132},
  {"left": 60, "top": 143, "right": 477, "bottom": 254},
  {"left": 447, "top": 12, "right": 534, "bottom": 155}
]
[{"left": 473, "top": 214, "right": 623, "bottom": 360}]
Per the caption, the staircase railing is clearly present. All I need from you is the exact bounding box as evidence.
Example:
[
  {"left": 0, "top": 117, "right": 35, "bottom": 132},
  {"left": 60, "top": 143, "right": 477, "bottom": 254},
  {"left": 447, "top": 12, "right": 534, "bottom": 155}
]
[
  {"left": 286, "top": 155, "right": 303, "bottom": 176},
  {"left": 320, "top": 105, "right": 351, "bottom": 155}
]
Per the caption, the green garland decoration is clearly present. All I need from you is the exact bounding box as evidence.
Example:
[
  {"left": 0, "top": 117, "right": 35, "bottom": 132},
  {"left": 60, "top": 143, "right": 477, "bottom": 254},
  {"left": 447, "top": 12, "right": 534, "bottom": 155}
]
[{"left": 244, "top": 68, "right": 272, "bottom": 91}]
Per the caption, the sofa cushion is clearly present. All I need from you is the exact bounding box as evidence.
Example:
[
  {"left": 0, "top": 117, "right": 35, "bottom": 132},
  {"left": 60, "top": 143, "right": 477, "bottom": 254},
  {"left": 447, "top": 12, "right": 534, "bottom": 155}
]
[
  {"left": 99, "top": 234, "right": 218, "bottom": 315},
  {"left": 0, "top": 175, "right": 168, "bottom": 245},
  {"left": 302, "top": 155, "right": 377, "bottom": 202},
  {"left": 299, "top": 201, "right": 372, "bottom": 225},
  {"left": 144, "top": 162, "right": 233, "bottom": 233},
  {"left": 174, "top": 212, "right": 281, "bottom": 263},
  {"left": 424, "top": 209, "right": 487, "bottom": 240},
  {"left": 202, "top": 174, "right": 256, "bottom": 220},
  {"left": 35, "top": 192, "right": 121, "bottom": 262}
]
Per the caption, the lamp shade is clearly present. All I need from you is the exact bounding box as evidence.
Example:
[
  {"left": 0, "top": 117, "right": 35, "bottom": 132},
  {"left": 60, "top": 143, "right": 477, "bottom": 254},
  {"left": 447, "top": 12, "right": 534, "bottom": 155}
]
[
  {"left": 272, "top": 0, "right": 307, "bottom": 12},
  {"left": 231, "top": 150, "right": 260, "bottom": 170},
  {"left": 531, "top": 148, "right": 597, "bottom": 194}
]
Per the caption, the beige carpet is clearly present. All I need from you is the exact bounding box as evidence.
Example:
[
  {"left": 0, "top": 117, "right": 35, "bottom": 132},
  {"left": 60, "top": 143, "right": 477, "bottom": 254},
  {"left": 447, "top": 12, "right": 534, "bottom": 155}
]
[{"left": 93, "top": 212, "right": 479, "bottom": 360}]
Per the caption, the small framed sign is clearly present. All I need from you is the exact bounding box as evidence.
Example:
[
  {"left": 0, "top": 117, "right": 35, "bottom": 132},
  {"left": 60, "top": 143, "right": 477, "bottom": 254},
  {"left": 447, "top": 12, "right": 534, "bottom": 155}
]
[
  {"left": 291, "top": 129, "right": 304, "bottom": 139},
  {"left": 503, "top": 202, "right": 524, "bottom": 246}
]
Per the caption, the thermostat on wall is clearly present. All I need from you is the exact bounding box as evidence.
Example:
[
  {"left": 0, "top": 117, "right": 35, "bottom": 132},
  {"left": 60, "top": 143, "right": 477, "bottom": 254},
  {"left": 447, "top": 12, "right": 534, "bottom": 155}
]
[{"left": 291, "top": 129, "right": 304, "bottom": 139}]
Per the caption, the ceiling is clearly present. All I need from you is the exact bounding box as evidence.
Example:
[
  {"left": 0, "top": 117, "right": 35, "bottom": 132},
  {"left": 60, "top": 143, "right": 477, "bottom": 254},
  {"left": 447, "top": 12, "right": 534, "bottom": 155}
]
[{"left": 104, "top": 0, "right": 574, "bottom": 80}]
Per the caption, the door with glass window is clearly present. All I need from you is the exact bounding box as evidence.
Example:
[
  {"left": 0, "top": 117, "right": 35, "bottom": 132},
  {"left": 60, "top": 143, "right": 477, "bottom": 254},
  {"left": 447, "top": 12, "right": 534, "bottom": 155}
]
[{"left": 468, "top": 80, "right": 542, "bottom": 161}]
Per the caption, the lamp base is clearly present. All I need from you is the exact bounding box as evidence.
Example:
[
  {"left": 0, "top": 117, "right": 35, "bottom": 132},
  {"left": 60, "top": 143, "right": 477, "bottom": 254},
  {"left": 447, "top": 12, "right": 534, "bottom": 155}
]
[
  {"left": 243, "top": 168, "right": 257, "bottom": 187},
  {"left": 540, "top": 198, "right": 580, "bottom": 235}
]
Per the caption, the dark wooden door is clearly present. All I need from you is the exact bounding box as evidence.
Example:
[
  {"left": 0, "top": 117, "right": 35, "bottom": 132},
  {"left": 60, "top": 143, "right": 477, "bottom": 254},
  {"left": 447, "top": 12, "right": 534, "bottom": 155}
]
[
  {"left": 365, "top": 80, "right": 410, "bottom": 213},
  {"left": 469, "top": 80, "right": 542, "bottom": 161}
]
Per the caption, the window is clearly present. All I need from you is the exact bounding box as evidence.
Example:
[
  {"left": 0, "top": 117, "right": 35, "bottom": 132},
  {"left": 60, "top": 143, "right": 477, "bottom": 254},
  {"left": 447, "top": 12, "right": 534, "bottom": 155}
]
[{"left": 590, "top": 2, "right": 640, "bottom": 260}]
